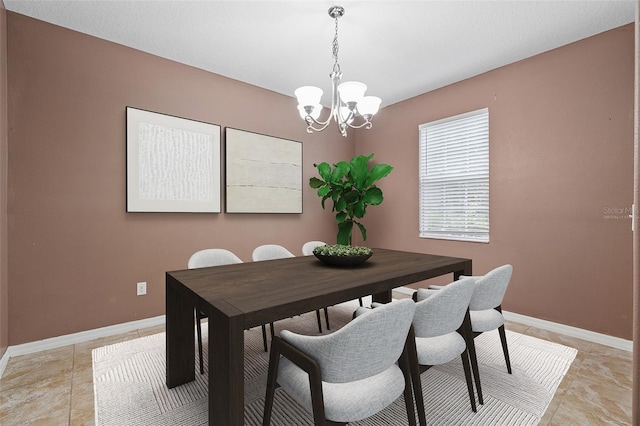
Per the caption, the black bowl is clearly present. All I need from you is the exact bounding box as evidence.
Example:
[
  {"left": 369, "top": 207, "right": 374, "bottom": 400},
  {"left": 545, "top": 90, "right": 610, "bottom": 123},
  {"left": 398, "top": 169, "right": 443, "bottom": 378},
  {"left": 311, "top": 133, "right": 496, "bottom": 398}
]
[{"left": 313, "top": 252, "right": 373, "bottom": 266}]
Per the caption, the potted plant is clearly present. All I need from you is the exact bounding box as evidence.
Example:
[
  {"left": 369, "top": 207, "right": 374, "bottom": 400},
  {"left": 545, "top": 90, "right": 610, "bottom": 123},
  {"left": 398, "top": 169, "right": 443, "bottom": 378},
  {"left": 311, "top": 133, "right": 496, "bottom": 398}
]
[{"left": 309, "top": 153, "right": 393, "bottom": 246}]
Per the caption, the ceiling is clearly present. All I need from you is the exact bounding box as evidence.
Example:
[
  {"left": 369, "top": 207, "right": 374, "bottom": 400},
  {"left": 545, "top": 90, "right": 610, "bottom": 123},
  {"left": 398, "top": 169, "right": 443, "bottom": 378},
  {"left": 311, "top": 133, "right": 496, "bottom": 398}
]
[{"left": 4, "top": 0, "right": 636, "bottom": 107}]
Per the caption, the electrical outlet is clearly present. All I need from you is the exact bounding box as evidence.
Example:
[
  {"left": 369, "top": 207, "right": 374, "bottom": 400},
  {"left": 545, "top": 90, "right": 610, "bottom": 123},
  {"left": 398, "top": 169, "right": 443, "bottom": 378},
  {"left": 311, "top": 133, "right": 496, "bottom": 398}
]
[{"left": 137, "top": 281, "right": 147, "bottom": 296}]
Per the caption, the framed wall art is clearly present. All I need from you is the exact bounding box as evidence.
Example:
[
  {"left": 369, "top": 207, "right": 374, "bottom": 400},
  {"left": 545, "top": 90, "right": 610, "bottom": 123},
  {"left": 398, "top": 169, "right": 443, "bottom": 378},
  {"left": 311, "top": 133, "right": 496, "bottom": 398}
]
[
  {"left": 225, "top": 128, "right": 302, "bottom": 213},
  {"left": 126, "top": 107, "right": 221, "bottom": 213}
]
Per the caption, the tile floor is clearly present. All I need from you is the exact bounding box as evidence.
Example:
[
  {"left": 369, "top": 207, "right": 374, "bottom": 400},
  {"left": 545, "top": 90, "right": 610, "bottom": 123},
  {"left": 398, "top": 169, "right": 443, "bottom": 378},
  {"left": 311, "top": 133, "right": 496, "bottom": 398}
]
[{"left": 0, "top": 315, "right": 633, "bottom": 425}]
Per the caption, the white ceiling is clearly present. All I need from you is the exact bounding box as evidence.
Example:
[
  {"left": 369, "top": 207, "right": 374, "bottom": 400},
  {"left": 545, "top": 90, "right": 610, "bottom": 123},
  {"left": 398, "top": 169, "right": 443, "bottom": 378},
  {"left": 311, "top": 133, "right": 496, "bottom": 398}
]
[{"left": 4, "top": 0, "right": 636, "bottom": 107}]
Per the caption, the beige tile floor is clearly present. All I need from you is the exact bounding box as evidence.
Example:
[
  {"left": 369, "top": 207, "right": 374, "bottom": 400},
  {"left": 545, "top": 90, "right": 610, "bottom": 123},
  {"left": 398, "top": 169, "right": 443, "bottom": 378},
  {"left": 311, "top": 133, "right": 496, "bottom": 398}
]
[{"left": 0, "top": 317, "right": 633, "bottom": 425}]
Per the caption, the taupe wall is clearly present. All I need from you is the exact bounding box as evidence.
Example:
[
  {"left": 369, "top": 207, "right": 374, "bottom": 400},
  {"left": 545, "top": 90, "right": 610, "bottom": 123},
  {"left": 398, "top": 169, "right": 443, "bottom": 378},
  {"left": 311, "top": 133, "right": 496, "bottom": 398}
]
[
  {"left": 6, "top": 13, "right": 352, "bottom": 345},
  {"left": 0, "top": 2, "right": 7, "bottom": 358},
  {"left": 357, "top": 24, "right": 635, "bottom": 340},
  {"left": 4, "top": 13, "right": 635, "bottom": 345}
]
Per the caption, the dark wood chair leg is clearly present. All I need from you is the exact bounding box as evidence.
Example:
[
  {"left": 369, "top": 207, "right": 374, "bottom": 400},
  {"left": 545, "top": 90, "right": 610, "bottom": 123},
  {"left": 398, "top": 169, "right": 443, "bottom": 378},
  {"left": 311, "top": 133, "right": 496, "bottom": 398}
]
[
  {"left": 315, "top": 310, "right": 323, "bottom": 333},
  {"left": 324, "top": 307, "right": 331, "bottom": 330},
  {"left": 261, "top": 325, "right": 268, "bottom": 352},
  {"left": 464, "top": 311, "right": 484, "bottom": 405},
  {"left": 460, "top": 349, "right": 477, "bottom": 412},
  {"left": 196, "top": 310, "right": 204, "bottom": 375},
  {"left": 401, "top": 327, "right": 419, "bottom": 426},
  {"left": 498, "top": 324, "right": 512, "bottom": 374}
]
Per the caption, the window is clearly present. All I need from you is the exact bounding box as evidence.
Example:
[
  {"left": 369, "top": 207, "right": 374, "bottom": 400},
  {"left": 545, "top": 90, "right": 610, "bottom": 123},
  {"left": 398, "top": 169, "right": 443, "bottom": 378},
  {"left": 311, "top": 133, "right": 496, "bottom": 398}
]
[{"left": 419, "top": 108, "right": 489, "bottom": 243}]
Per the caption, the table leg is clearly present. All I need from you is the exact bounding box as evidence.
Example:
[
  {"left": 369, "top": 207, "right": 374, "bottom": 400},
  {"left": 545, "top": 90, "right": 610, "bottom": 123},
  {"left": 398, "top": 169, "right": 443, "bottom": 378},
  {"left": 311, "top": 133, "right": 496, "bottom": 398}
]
[
  {"left": 372, "top": 289, "right": 392, "bottom": 304},
  {"left": 166, "top": 275, "right": 195, "bottom": 388},
  {"left": 208, "top": 302, "right": 244, "bottom": 425}
]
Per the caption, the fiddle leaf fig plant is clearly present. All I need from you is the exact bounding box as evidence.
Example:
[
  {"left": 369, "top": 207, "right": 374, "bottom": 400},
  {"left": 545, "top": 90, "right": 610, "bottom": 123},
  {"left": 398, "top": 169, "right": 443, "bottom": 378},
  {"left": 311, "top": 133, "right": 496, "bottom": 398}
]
[{"left": 309, "top": 154, "right": 393, "bottom": 246}]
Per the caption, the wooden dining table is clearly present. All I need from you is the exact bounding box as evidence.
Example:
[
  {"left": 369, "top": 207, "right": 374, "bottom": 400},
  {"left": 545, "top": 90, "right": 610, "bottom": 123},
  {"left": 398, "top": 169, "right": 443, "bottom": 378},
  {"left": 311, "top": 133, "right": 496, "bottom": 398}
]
[{"left": 165, "top": 248, "right": 472, "bottom": 425}]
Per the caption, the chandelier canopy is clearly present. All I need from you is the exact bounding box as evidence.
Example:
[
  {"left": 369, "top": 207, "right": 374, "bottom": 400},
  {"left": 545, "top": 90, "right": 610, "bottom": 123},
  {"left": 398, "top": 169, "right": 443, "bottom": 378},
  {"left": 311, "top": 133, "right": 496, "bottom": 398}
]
[{"left": 295, "top": 6, "right": 381, "bottom": 137}]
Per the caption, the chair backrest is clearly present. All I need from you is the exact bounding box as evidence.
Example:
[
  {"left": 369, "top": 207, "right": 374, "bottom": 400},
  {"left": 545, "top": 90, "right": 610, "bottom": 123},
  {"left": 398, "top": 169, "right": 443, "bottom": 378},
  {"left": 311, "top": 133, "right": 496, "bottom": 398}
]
[
  {"left": 187, "top": 248, "right": 242, "bottom": 269},
  {"left": 413, "top": 278, "right": 475, "bottom": 338},
  {"left": 252, "top": 244, "right": 295, "bottom": 261},
  {"left": 280, "top": 298, "right": 415, "bottom": 384},
  {"left": 468, "top": 264, "right": 513, "bottom": 311},
  {"left": 301, "top": 240, "right": 327, "bottom": 256}
]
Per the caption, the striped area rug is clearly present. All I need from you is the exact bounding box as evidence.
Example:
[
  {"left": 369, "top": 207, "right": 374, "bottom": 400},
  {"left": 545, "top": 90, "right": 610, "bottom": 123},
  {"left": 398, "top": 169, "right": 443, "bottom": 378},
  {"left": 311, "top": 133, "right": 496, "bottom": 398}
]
[{"left": 92, "top": 300, "right": 577, "bottom": 425}]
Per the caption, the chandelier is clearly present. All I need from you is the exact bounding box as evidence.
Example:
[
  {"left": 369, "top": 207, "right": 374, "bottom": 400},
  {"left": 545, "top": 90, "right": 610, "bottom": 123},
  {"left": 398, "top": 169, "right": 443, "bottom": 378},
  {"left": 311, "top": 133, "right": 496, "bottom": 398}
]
[{"left": 295, "top": 5, "right": 381, "bottom": 137}]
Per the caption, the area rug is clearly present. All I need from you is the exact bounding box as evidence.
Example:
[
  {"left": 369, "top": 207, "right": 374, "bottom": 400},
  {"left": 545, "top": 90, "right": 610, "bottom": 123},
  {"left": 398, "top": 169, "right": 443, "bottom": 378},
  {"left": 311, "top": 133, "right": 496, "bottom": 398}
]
[{"left": 93, "top": 301, "right": 577, "bottom": 425}]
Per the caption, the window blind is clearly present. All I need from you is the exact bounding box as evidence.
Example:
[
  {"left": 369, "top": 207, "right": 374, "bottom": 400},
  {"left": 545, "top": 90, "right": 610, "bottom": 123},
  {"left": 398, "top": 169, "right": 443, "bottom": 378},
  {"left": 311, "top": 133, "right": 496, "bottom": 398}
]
[{"left": 419, "top": 108, "right": 489, "bottom": 243}]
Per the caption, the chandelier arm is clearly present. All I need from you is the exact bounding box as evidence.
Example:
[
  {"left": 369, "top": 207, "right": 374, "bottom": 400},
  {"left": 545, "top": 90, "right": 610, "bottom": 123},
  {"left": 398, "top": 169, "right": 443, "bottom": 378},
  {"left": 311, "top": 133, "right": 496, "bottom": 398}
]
[
  {"left": 344, "top": 119, "right": 373, "bottom": 130},
  {"left": 304, "top": 116, "right": 333, "bottom": 132}
]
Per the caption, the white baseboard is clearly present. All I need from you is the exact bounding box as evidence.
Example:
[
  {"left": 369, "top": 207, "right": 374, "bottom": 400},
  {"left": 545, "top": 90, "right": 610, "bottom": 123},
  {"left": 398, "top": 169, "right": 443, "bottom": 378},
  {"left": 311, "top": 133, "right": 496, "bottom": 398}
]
[
  {"left": 0, "top": 288, "right": 634, "bottom": 379},
  {"left": 395, "top": 286, "right": 633, "bottom": 352},
  {"left": 0, "top": 315, "right": 165, "bottom": 378},
  {"left": 502, "top": 310, "right": 633, "bottom": 352}
]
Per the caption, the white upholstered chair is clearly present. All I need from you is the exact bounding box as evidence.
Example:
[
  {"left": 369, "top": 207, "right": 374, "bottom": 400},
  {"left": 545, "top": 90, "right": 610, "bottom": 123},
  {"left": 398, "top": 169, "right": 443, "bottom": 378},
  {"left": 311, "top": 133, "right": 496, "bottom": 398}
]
[
  {"left": 188, "top": 248, "right": 272, "bottom": 374},
  {"left": 301, "top": 240, "right": 327, "bottom": 255},
  {"left": 252, "top": 244, "right": 326, "bottom": 333},
  {"left": 465, "top": 264, "right": 514, "bottom": 374},
  {"left": 262, "top": 298, "right": 418, "bottom": 426},
  {"left": 410, "top": 278, "right": 479, "bottom": 423}
]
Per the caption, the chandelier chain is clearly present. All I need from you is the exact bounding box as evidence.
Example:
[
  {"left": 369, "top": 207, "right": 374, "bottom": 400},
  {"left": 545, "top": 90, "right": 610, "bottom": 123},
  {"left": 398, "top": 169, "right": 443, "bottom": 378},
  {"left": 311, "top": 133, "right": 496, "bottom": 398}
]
[{"left": 332, "top": 15, "right": 340, "bottom": 74}]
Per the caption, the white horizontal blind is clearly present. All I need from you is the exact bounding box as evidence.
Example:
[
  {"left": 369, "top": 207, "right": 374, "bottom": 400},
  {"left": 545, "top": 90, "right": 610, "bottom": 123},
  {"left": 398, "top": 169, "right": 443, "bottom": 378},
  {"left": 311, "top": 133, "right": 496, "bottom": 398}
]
[{"left": 419, "top": 108, "right": 489, "bottom": 242}]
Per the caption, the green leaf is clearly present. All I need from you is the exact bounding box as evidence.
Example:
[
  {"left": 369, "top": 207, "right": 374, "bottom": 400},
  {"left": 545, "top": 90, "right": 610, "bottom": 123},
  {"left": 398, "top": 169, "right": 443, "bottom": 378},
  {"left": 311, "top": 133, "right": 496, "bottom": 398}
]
[
  {"left": 349, "top": 155, "right": 370, "bottom": 190},
  {"left": 336, "top": 211, "right": 347, "bottom": 223},
  {"left": 317, "top": 185, "right": 331, "bottom": 197},
  {"left": 335, "top": 197, "right": 347, "bottom": 212},
  {"left": 354, "top": 199, "right": 366, "bottom": 218},
  {"left": 363, "top": 187, "right": 383, "bottom": 205},
  {"left": 309, "top": 177, "right": 325, "bottom": 189},
  {"left": 321, "top": 195, "right": 330, "bottom": 210},
  {"left": 337, "top": 221, "right": 354, "bottom": 245},
  {"left": 316, "top": 162, "right": 332, "bottom": 181},
  {"left": 331, "top": 161, "right": 349, "bottom": 182},
  {"left": 365, "top": 164, "right": 393, "bottom": 187},
  {"left": 343, "top": 189, "right": 360, "bottom": 203},
  {"left": 355, "top": 221, "right": 368, "bottom": 241}
]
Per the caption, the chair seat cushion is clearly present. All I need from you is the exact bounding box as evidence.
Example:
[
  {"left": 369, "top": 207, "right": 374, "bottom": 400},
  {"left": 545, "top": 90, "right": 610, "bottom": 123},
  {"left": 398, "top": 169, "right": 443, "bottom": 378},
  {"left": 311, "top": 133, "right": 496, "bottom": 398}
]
[
  {"left": 470, "top": 309, "right": 504, "bottom": 332},
  {"left": 415, "top": 332, "right": 466, "bottom": 366},
  {"left": 277, "top": 358, "right": 405, "bottom": 423}
]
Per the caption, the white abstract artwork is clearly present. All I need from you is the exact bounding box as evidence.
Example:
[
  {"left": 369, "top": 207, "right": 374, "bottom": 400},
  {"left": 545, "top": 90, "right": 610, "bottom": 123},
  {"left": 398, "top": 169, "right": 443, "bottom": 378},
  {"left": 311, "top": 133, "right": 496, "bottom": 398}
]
[
  {"left": 126, "top": 107, "right": 221, "bottom": 212},
  {"left": 225, "top": 128, "right": 302, "bottom": 213}
]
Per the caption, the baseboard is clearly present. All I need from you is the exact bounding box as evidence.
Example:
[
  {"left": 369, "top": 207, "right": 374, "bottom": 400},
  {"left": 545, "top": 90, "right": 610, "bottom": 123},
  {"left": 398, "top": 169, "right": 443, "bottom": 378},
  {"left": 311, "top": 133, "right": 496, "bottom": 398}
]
[
  {"left": 396, "top": 286, "right": 633, "bottom": 352},
  {"left": 502, "top": 310, "right": 633, "bottom": 352},
  {"left": 0, "top": 315, "right": 166, "bottom": 378},
  {"left": 1, "top": 289, "right": 634, "bottom": 379},
  {"left": 0, "top": 348, "right": 9, "bottom": 380}
]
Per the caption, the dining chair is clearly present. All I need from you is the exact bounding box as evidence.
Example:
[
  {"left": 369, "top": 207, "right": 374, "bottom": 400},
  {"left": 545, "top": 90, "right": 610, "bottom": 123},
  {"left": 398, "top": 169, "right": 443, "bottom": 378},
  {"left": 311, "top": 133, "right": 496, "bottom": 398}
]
[
  {"left": 465, "top": 264, "right": 514, "bottom": 374},
  {"left": 301, "top": 240, "right": 327, "bottom": 256},
  {"left": 252, "top": 244, "right": 326, "bottom": 334},
  {"left": 263, "top": 298, "right": 418, "bottom": 426},
  {"left": 409, "top": 278, "right": 479, "bottom": 423},
  {"left": 188, "top": 248, "right": 272, "bottom": 374}
]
